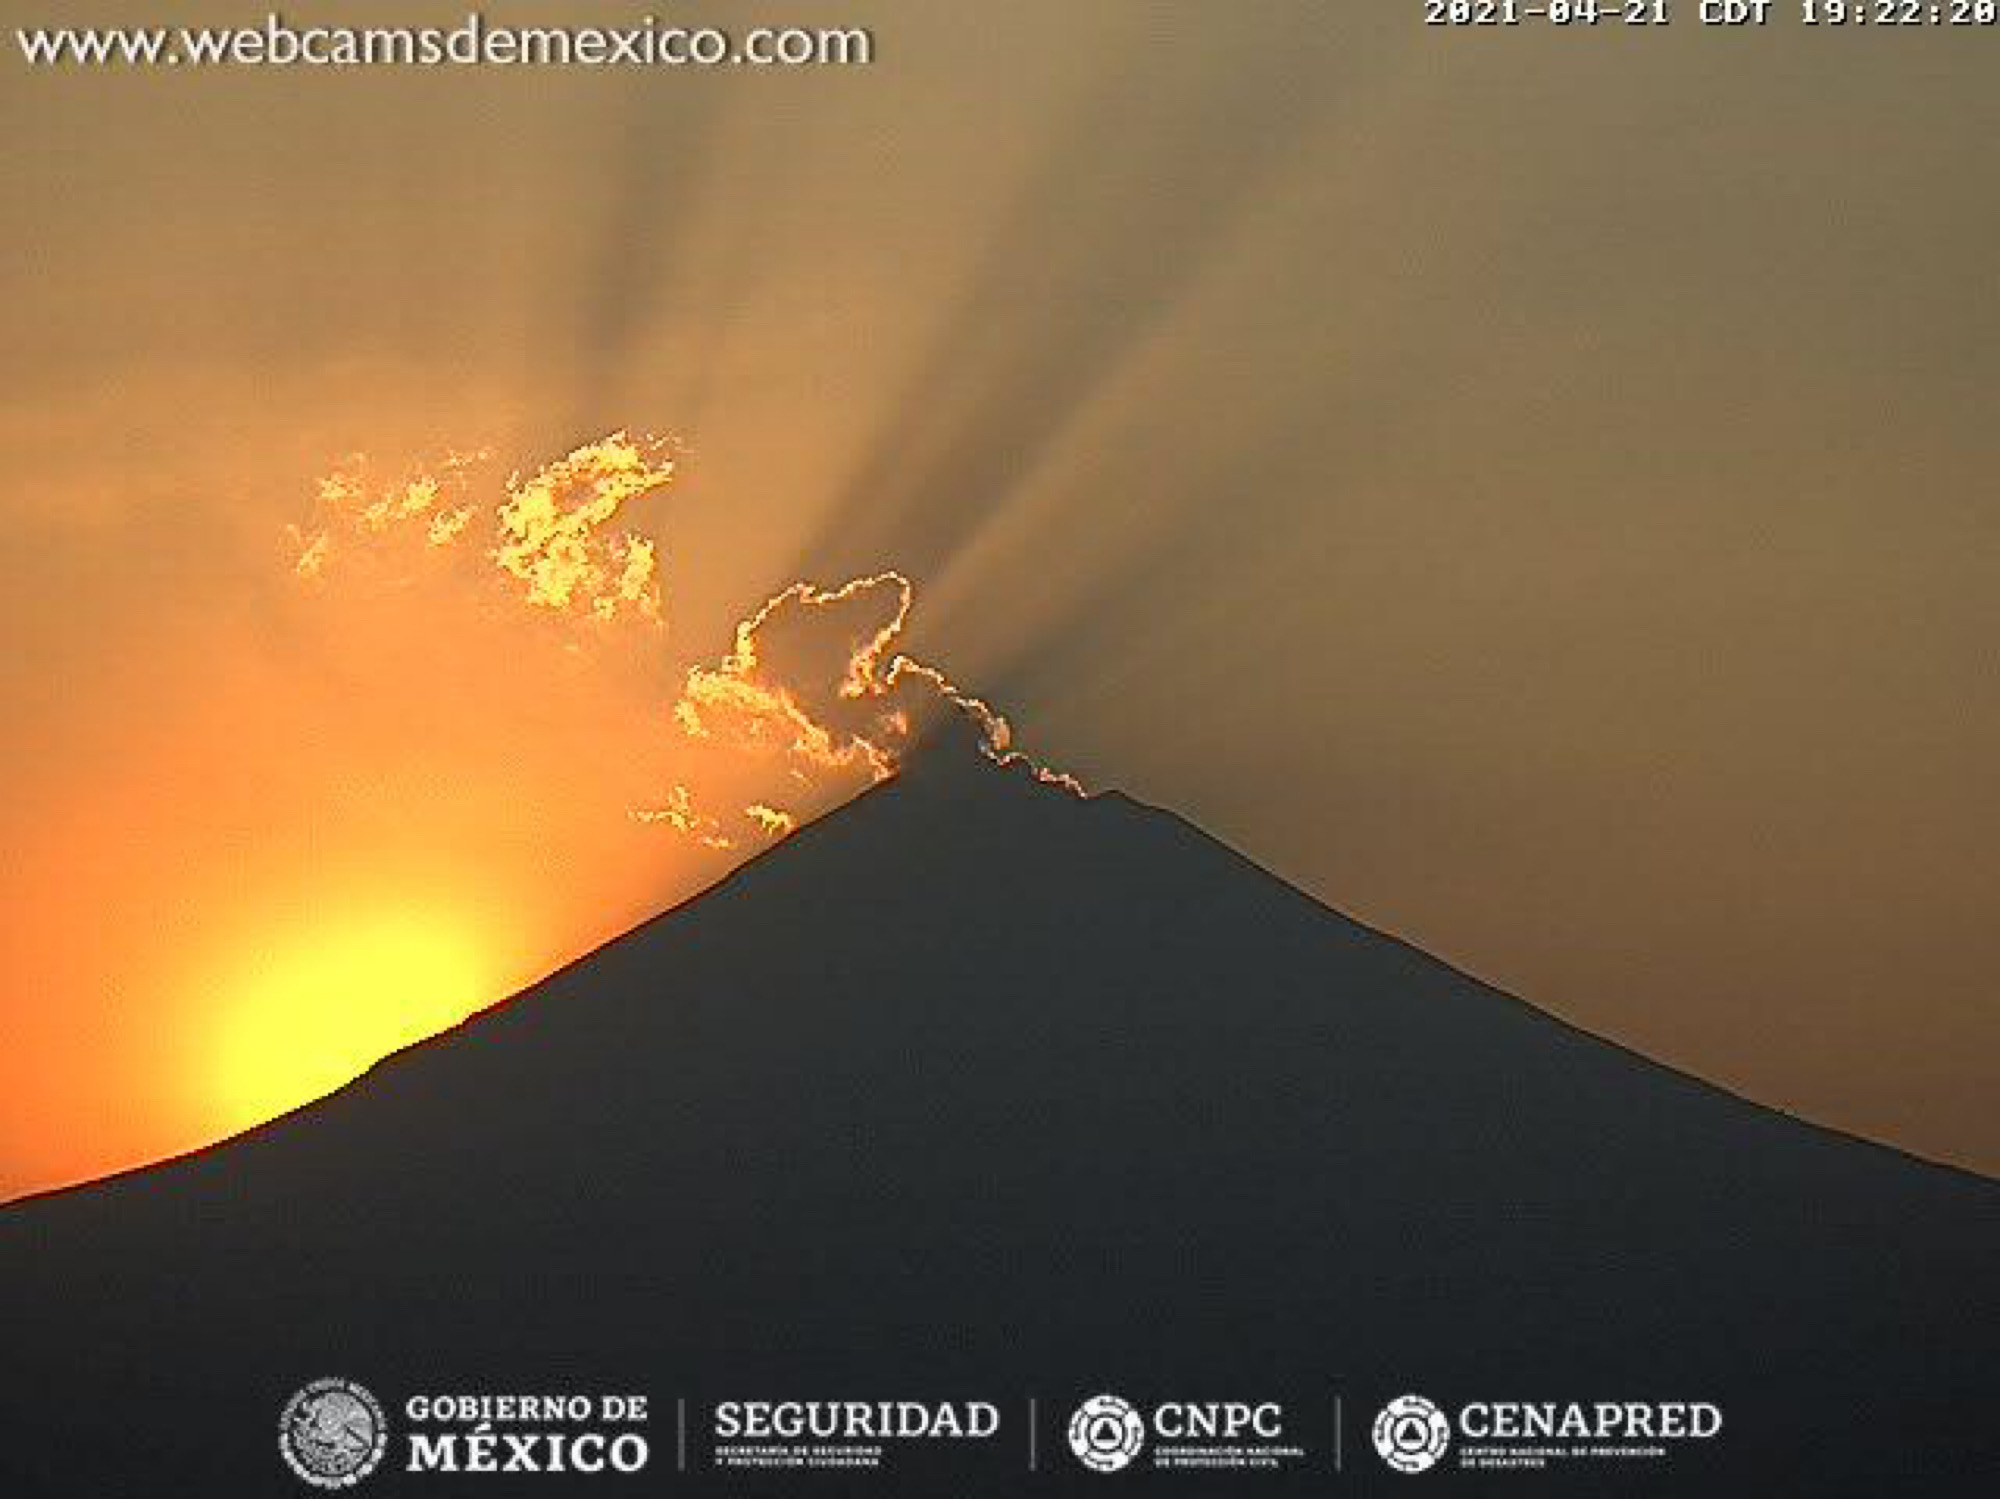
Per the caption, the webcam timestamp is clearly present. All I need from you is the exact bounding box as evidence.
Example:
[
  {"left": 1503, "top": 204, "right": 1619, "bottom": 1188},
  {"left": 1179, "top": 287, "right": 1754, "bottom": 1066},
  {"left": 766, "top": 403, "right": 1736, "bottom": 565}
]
[
  {"left": 1425, "top": 1, "right": 1670, "bottom": 21},
  {"left": 1426, "top": 0, "right": 2000, "bottom": 22},
  {"left": 1804, "top": 0, "right": 2000, "bottom": 20}
]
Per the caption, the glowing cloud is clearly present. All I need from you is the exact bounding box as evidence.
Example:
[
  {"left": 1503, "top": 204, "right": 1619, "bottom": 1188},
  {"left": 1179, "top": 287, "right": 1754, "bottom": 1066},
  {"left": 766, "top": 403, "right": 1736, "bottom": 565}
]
[
  {"left": 669, "top": 568, "right": 1082, "bottom": 801},
  {"left": 494, "top": 434, "right": 675, "bottom": 621},
  {"left": 288, "top": 431, "right": 1079, "bottom": 904},
  {"left": 291, "top": 445, "right": 491, "bottom": 584},
  {"left": 292, "top": 434, "right": 674, "bottom": 627},
  {"left": 630, "top": 784, "right": 735, "bottom": 850},
  {"left": 744, "top": 803, "right": 797, "bottom": 838}
]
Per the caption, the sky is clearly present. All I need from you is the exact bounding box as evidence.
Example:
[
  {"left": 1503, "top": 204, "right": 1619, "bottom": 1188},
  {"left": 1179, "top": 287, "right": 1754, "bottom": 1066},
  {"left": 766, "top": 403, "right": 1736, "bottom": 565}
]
[{"left": 2, "top": 1, "right": 1995, "bottom": 1195}]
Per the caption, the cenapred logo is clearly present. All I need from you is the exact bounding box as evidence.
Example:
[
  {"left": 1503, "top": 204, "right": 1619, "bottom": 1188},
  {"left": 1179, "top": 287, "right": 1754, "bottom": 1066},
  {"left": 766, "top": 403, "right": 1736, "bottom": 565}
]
[
  {"left": 280, "top": 1377, "right": 389, "bottom": 1489},
  {"left": 1067, "top": 1393, "right": 1146, "bottom": 1473},
  {"left": 1373, "top": 1394, "right": 1451, "bottom": 1475}
]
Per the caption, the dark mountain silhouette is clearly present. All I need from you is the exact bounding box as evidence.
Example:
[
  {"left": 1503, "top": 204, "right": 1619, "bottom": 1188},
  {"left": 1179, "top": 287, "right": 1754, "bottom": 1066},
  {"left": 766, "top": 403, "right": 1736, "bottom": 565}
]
[{"left": 2, "top": 751, "right": 1995, "bottom": 1495}]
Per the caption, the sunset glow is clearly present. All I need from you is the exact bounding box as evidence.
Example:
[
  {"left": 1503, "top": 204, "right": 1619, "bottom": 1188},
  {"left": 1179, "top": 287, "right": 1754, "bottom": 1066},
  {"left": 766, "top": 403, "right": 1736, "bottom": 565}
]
[
  {"left": 205, "top": 908, "right": 496, "bottom": 1136},
  {"left": 0, "top": 429, "right": 1075, "bottom": 1200}
]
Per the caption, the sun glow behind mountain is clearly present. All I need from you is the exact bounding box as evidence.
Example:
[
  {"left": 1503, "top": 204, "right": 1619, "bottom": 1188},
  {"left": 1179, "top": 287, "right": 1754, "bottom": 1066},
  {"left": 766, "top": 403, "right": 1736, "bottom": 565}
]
[
  {"left": 205, "top": 908, "right": 495, "bottom": 1135},
  {"left": 0, "top": 430, "right": 1072, "bottom": 1199},
  {"left": 7, "top": 0, "right": 1995, "bottom": 1195}
]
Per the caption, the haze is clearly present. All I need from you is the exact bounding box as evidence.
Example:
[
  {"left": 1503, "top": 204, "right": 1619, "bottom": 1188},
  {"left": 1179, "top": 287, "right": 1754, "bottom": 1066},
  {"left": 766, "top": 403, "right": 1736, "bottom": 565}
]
[{"left": 2, "top": 2, "right": 1994, "bottom": 1194}]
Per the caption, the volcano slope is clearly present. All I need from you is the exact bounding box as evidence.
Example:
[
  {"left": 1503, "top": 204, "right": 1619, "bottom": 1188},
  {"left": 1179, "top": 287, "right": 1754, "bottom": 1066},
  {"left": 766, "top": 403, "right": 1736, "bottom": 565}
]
[{"left": 2, "top": 751, "right": 1994, "bottom": 1495}]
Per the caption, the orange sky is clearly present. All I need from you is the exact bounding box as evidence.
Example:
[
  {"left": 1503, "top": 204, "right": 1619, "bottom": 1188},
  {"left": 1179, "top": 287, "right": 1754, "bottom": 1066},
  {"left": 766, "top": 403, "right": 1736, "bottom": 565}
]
[
  {"left": 3, "top": 3, "right": 1996, "bottom": 1194},
  {"left": 0, "top": 428, "right": 1051, "bottom": 1195}
]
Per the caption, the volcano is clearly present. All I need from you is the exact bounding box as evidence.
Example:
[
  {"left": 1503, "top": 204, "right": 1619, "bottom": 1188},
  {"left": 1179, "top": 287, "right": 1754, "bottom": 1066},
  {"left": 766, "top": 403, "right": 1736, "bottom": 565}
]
[{"left": 2, "top": 753, "right": 1994, "bottom": 1494}]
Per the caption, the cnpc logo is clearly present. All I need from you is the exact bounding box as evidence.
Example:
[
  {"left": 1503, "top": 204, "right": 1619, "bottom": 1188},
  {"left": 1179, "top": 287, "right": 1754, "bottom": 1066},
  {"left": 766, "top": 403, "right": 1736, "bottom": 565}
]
[
  {"left": 1066, "top": 1394, "right": 1284, "bottom": 1474},
  {"left": 1155, "top": 1401, "right": 1283, "bottom": 1440}
]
